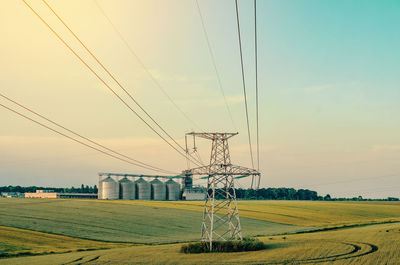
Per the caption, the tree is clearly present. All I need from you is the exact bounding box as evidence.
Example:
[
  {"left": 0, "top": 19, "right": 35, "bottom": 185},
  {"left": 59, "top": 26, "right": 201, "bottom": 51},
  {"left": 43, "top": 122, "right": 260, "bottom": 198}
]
[{"left": 287, "top": 188, "right": 297, "bottom": 200}]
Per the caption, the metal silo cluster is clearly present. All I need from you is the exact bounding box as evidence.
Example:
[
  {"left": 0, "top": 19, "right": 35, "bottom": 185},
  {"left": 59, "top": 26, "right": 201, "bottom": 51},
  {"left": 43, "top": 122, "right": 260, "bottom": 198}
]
[{"left": 98, "top": 175, "right": 181, "bottom": 201}]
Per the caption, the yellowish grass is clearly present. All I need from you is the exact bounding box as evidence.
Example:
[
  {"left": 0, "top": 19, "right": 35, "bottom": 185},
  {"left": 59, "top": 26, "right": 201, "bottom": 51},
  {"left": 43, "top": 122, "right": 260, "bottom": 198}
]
[
  {"left": 0, "top": 198, "right": 304, "bottom": 243},
  {"left": 99, "top": 200, "right": 400, "bottom": 227},
  {"left": 2, "top": 222, "right": 399, "bottom": 265},
  {"left": 1, "top": 200, "right": 399, "bottom": 264},
  {"left": 0, "top": 226, "right": 129, "bottom": 257}
]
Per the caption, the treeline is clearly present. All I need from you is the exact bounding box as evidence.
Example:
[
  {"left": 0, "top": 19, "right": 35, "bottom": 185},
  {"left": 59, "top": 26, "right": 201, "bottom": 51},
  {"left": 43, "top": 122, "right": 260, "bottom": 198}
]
[
  {"left": 1, "top": 185, "right": 399, "bottom": 201},
  {"left": 64, "top": 184, "right": 98, "bottom": 194},
  {"left": 327, "top": 196, "right": 399, "bottom": 202},
  {"left": 235, "top": 188, "right": 321, "bottom": 200},
  {"left": 0, "top": 184, "right": 98, "bottom": 194},
  {"left": 233, "top": 188, "right": 399, "bottom": 201}
]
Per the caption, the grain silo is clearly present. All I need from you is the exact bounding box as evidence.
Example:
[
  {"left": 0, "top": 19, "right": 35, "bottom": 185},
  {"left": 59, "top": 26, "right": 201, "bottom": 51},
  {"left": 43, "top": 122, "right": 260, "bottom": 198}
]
[
  {"left": 119, "top": 177, "right": 135, "bottom": 200},
  {"left": 135, "top": 177, "right": 151, "bottom": 200},
  {"left": 99, "top": 176, "right": 119, "bottom": 200},
  {"left": 166, "top": 179, "right": 180, "bottom": 201},
  {"left": 151, "top": 178, "right": 166, "bottom": 201}
]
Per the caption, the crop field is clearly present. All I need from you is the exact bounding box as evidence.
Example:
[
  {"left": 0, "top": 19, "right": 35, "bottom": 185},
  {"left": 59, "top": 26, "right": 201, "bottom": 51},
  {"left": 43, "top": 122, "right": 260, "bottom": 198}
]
[
  {"left": 0, "top": 198, "right": 399, "bottom": 264},
  {"left": 0, "top": 226, "right": 127, "bottom": 258},
  {"left": 1, "top": 222, "right": 399, "bottom": 264},
  {"left": 0, "top": 198, "right": 308, "bottom": 243},
  {"left": 102, "top": 199, "right": 400, "bottom": 227}
]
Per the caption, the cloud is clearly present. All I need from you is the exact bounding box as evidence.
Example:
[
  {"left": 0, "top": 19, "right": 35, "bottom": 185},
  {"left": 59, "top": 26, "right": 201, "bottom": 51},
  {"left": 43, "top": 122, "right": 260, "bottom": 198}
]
[
  {"left": 0, "top": 135, "right": 182, "bottom": 175},
  {"left": 0, "top": 135, "right": 185, "bottom": 160},
  {"left": 225, "top": 95, "right": 244, "bottom": 104},
  {"left": 0, "top": 135, "right": 176, "bottom": 155},
  {"left": 372, "top": 145, "right": 400, "bottom": 152},
  {"left": 303, "top": 81, "right": 362, "bottom": 94},
  {"left": 149, "top": 69, "right": 213, "bottom": 83},
  {"left": 176, "top": 94, "right": 243, "bottom": 107},
  {"left": 231, "top": 144, "right": 277, "bottom": 153},
  {"left": 304, "top": 84, "right": 333, "bottom": 93}
]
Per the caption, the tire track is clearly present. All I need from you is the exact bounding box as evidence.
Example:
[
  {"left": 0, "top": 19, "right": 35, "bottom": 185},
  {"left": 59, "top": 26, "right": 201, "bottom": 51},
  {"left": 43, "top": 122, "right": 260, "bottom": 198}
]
[
  {"left": 234, "top": 241, "right": 379, "bottom": 265},
  {"left": 300, "top": 241, "right": 378, "bottom": 264},
  {"left": 300, "top": 242, "right": 360, "bottom": 262},
  {"left": 78, "top": 255, "right": 100, "bottom": 264},
  {"left": 62, "top": 256, "right": 84, "bottom": 265},
  {"left": 335, "top": 242, "right": 378, "bottom": 260}
]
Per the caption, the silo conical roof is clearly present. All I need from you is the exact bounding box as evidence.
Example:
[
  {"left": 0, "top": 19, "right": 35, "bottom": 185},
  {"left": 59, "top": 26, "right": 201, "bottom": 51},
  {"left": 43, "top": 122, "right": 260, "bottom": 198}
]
[
  {"left": 119, "top": 177, "right": 132, "bottom": 183},
  {"left": 135, "top": 177, "right": 147, "bottom": 183},
  {"left": 150, "top": 178, "right": 163, "bottom": 184},
  {"left": 101, "top": 176, "right": 116, "bottom": 183},
  {"left": 165, "top": 179, "right": 176, "bottom": 184}
]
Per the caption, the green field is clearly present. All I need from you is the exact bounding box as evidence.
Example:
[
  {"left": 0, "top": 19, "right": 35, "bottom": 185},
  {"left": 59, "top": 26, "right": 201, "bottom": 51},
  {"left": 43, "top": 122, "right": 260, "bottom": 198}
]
[
  {"left": 0, "top": 198, "right": 399, "bottom": 264},
  {"left": 101, "top": 199, "right": 400, "bottom": 227},
  {"left": 0, "top": 198, "right": 308, "bottom": 243},
  {"left": 2, "top": 222, "right": 399, "bottom": 265},
  {"left": 0, "top": 226, "right": 128, "bottom": 258}
]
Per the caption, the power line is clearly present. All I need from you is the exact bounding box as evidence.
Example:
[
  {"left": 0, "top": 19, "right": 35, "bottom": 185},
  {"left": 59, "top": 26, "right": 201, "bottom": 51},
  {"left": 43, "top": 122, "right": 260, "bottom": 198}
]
[
  {"left": 254, "top": 0, "right": 261, "bottom": 189},
  {"left": 194, "top": 150, "right": 204, "bottom": 166},
  {"left": 0, "top": 102, "right": 176, "bottom": 174},
  {"left": 23, "top": 0, "right": 201, "bottom": 167},
  {"left": 0, "top": 91, "right": 174, "bottom": 174},
  {"left": 235, "top": 0, "right": 255, "bottom": 172},
  {"left": 41, "top": 0, "right": 202, "bottom": 166},
  {"left": 195, "top": 0, "right": 237, "bottom": 131},
  {"left": 93, "top": 0, "right": 203, "bottom": 132}
]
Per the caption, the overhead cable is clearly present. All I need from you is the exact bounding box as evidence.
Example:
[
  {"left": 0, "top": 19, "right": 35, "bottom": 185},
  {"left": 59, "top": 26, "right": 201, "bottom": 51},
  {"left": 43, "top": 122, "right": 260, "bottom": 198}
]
[
  {"left": 41, "top": 0, "right": 202, "bottom": 166},
  {"left": 195, "top": 0, "right": 237, "bottom": 131},
  {"left": 234, "top": 0, "right": 255, "bottom": 172},
  {"left": 23, "top": 0, "right": 202, "bottom": 167},
  {"left": 93, "top": 0, "right": 203, "bottom": 132},
  {"left": 254, "top": 0, "right": 261, "bottom": 189},
  {"left": 0, "top": 102, "right": 177, "bottom": 174},
  {"left": 0, "top": 92, "right": 174, "bottom": 174}
]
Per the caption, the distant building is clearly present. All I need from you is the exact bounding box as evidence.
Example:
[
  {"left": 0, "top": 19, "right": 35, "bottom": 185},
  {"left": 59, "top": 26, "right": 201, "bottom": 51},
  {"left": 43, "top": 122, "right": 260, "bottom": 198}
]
[
  {"left": 1, "top": 192, "right": 24, "bottom": 198},
  {"left": 24, "top": 190, "right": 97, "bottom": 199},
  {"left": 25, "top": 190, "right": 58, "bottom": 198},
  {"left": 182, "top": 187, "right": 206, "bottom": 201},
  {"left": 58, "top": 193, "right": 98, "bottom": 199},
  {"left": 35, "top": 190, "right": 55, "bottom": 193}
]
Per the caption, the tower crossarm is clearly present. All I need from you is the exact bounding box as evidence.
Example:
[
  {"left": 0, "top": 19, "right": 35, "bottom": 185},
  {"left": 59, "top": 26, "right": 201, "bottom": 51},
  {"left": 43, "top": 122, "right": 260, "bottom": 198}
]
[
  {"left": 186, "top": 132, "right": 238, "bottom": 141},
  {"left": 183, "top": 164, "right": 260, "bottom": 176},
  {"left": 228, "top": 165, "right": 260, "bottom": 176}
]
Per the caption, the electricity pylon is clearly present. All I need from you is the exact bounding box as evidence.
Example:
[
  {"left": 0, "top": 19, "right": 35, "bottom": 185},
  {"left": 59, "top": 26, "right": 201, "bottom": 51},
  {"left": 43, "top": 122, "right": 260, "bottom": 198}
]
[{"left": 183, "top": 132, "right": 260, "bottom": 250}]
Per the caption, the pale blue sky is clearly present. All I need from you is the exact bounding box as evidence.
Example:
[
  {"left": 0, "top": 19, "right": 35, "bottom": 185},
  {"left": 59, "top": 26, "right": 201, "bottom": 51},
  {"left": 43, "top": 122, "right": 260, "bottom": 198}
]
[{"left": 0, "top": 0, "right": 399, "bottom": 198}]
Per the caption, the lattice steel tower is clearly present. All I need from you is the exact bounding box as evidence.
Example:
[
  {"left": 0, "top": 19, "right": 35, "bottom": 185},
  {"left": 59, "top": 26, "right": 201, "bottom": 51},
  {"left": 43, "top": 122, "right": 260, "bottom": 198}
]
[{"left": 183, "top": 132, "right": 260, "bottom": 250}]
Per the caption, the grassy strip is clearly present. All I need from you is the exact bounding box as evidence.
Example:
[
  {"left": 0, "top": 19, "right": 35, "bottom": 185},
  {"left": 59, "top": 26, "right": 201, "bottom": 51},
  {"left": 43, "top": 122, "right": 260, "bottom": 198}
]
[
  {"left": 0, "top": 225, "right": 130, "bottom": 259},
  {"left": 0, "top": 199, "right": 306, "bottom": 244},
  {"left": 290, "top": 220, "right": 400, "bottom": 235},
  {"left": 181, "top": 238, "right": 267, "bottom": 253}
]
